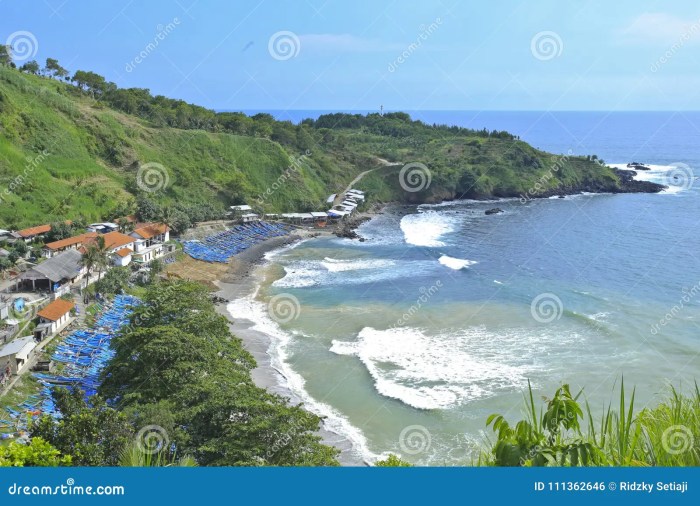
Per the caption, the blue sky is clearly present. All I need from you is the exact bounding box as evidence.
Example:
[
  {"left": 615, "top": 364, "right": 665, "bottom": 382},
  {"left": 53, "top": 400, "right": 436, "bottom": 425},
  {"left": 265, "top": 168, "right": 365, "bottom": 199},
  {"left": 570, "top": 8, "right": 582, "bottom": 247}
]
[{"left": 2, "top": 0, "right": 700, "bottom": 111}]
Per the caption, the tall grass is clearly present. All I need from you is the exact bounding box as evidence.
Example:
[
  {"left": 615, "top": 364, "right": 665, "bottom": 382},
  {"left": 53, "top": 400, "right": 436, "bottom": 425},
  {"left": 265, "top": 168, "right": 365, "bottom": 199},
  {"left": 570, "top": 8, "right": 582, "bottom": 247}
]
[{"left": 482, "top": 380, "right": 700, "bottom": 466}]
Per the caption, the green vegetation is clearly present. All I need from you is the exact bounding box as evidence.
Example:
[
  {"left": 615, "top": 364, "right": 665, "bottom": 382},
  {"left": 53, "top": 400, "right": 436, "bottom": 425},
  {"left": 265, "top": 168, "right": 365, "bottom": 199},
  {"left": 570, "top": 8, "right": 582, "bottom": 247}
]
[
  {"left": 31, "top": 388, "right": 133, "bottom": 466},
  {"left": 0, "top": 60, "right": 628, "bottom": 229},
  {"left": 98, "top": 279, "right": 340, "bottom": 466},
  {"left": 0, "top": 437, "right": 72, "bottom": 466},
  {"left": 482, "top": 381, "right": 700, "bottom": 466}
]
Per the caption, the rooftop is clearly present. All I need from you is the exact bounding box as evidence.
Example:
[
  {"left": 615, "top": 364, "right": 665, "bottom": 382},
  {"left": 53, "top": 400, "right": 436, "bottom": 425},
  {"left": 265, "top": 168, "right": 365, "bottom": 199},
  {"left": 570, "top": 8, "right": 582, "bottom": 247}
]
[
  {"left": 131, "top": 223, "right": 168, "bottom": 240},
  {"left": 45, "top": 232, "right": 98, "bottom": 251},
  {"left": 0, "top": 335, "right": 36, "bottom": 358},
  {"left": 16, "top": 223, "right": 52, "bottom": 238},
  {"left": 37, "top": 299, "right": 75, "bottom": 322},
  {"left": 114, "top": 247, "right": 133, "bottom": 258},
  {"left": 21, "top": 249, "right": 83, "bottom": 283}
]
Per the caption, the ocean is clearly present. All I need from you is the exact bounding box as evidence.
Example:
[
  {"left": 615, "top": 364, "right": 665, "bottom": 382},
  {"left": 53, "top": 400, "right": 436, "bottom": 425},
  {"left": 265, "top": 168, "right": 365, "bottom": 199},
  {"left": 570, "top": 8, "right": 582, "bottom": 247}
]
[{"left": 229, "top": 111, "right": 700, "bottom": 465}]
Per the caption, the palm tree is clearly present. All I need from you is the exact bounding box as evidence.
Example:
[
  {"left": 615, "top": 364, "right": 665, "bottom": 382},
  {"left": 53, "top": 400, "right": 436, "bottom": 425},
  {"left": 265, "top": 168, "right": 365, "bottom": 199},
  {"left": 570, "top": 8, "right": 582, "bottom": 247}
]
[{"left": 80, "top": 236, "right": 109, "bottom": 302}]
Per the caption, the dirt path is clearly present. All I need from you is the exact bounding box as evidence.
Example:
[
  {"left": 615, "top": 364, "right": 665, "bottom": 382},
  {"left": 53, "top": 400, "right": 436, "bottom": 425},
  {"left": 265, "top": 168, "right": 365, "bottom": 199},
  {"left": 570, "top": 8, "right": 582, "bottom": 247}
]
[{"left": 334, "top": 157, "right": 402, "bottom": 206}]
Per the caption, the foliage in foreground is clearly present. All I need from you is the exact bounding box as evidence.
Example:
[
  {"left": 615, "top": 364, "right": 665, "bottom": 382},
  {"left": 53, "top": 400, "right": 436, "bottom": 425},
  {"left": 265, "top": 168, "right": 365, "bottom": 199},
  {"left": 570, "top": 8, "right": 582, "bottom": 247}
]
[
  {"left": 0, "top": 437, "right": 72, "bottom": 467},
  {"left": 99, "top": 279, "right": 340, "bottom": 466},
  {"left": 482, "top": 381, "right": 700, "bottom": 467}
]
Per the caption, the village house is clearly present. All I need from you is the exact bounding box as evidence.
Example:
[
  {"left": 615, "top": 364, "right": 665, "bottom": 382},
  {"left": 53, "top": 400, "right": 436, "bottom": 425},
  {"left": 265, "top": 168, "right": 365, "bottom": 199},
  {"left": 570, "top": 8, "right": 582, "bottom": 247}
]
[
  {"left": 129, "top": 223, "right": 170, "bottom": 264},
  {"left": 19, "top": 249, "right": 85, "bottom": 294},
  {"left": 12, "top": 223, "right": 53, "bottom": 243},
  {"left": 0, "top": 335, "right": 37, "bottom": 379},
  {"left": 43, "top": 232, "right": 98, "bottom": 258},
  {"left": 34, "top": 298, "right": 74, "bottom": 340}
]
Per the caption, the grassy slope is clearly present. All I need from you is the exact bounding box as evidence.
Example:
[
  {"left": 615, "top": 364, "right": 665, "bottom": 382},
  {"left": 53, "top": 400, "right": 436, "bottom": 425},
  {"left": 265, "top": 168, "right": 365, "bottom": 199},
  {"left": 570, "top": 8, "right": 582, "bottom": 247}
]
[
  {"left": 0, "top": 66, "right": 623, "bottom": 228},
  {"left": 0, "top": 68, "right": 352, "bottom": 227}
]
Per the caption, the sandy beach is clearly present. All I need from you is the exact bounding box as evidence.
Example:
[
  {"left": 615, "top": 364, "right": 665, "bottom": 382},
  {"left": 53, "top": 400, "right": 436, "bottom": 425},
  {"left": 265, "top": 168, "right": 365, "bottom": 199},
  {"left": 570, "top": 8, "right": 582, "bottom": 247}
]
[{"left": 203, "top": 226, "right": 366, "bottom": 465}]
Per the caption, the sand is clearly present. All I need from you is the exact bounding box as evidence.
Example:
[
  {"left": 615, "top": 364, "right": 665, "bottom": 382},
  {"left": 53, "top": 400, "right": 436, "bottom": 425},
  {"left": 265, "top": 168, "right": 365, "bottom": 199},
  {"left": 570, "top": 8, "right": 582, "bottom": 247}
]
[{"left": 198, "top": 227, "right": 364, "bottom": 465}]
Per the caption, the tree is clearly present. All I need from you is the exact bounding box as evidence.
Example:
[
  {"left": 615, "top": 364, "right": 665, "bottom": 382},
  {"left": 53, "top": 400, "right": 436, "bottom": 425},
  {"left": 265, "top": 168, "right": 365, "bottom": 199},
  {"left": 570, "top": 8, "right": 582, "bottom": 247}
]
[
  {"left": 12, "top": 240, "right": 28, "bottom": 257},
  {"left": 0, "top": 438, "right": 72, "bottom": 467},
  {"left": 45, "top": 222, "right": 76, "bottom": 242},
  {"left": 94, "top": 266, "right": 130, "bottom": 296},
  {"left": 148, "top": 258, "right": 163, "bottom": 282},
  {"left": 19, "top": 60, "right": 40, "bottom": 74},
  {"left": 0, "top": 45, "right": 11, "bottom": 66},
  {"left": 99, "top": 280, "right": 339, "bottom": 466},
  {"left": 0, "top": 257, "right": 12, "bottom": 272},
  {"left": 80, "top": 236, "right": 109, "bottom": 301},
  {"left": 31, "top": 388, "right": 134, "bottom": 466},
  {"left": 45, "top": 57, "right": 68, "bottom": 79}
]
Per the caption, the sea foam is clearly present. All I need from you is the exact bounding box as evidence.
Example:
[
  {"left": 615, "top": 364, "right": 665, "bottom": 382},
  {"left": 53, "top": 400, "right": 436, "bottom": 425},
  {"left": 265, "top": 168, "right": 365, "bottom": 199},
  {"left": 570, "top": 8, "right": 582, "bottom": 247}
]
[
  {"left": 400, "top": 211, "right": 458, "bottom": 247},
  {"left": 438, "top": 254, "right": 477, "bottom": 270},
  {"left": 330, "top": 326, "right": 539, "bottom": 410}
]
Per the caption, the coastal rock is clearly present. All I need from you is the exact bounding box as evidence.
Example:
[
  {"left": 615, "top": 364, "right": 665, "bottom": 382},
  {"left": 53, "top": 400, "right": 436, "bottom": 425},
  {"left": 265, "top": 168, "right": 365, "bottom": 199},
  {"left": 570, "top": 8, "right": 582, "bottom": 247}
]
[
  {"left": 627, "top": 162, "right": 651, "bottom": 170},
  {"left": 485, "top": 208, "right": 503, "bottom": 215}
]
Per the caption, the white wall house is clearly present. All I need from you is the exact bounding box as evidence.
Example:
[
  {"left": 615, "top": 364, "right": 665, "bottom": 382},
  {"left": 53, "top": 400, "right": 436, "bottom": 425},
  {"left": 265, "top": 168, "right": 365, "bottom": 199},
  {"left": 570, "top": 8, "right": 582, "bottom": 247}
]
[
  {"left": 0, "top": 336, "right": 37, "bottom": 376},
  {"left": 36, "top": 299, "right": 74, "bottom": 337}
]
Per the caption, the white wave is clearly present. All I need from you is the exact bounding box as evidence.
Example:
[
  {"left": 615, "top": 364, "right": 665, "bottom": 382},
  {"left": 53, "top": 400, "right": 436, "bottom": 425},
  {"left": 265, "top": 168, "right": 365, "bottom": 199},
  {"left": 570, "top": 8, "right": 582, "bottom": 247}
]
[
  {"left": 330, "top": 326, "right": 558, "bottom": 410},
  {"left": 227, "top": 296, "right": 378, "bottom": 463},
  {"left": 609, "top": 163, "right": 693, "bottom": 194},
  {"left": 438, "top": 255, "right": 477, "bottom": 270},
  {"left": 321, "top": 257, "right": 395, "bottom": 272},
  {"left": 273, "top": 258, "right": 432, "bottom": 289},
  {"left": 400, "top": 211, "right": 459, "bottom": 247}
]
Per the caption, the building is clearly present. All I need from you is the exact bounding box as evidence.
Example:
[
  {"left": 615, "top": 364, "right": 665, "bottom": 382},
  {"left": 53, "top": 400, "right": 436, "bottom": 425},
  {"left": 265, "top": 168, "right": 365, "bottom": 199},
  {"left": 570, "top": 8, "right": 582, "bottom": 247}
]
[
  {"left": 0, "top": 335, "right": 37, "bottom": 378},
  {"left": 43, "top": 232, "right": 98, "bottom": 258},
  {"left": 35, "top": 298, "right": 74, "bottom": 339},
  {"left": 87, "top": 222, "right": 119, "bottom": 234},
  {"left": 129, "top": 224, "right": 169, "bottom": 264},
  {"left": 13, "top": 223, "right": 52, "bottom": 243},
  {"left": 19, "top": 249, "right": 85, "bottom": 293},
  {"left": 326, "top": 194, "right": 337, "bottom": 204},
  {"left": 113, "top": 247, "right": 133, "bottom": 267},
  {"left": 241, "top": 213, "right": 260, "bottom": 223}
]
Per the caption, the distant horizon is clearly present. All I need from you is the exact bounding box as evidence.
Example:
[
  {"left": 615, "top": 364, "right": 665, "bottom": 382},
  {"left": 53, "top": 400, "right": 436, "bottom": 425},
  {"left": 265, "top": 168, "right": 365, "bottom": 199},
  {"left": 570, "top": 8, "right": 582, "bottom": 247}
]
[{"left": 4, "top": 1, "right": 700, "bottom": 110}]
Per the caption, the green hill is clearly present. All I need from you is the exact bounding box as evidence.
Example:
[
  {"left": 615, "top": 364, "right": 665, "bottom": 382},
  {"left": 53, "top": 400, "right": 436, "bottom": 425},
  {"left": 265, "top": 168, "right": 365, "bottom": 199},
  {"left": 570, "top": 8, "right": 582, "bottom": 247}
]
[{"left": 0, "top": 65, "right": 658, "bottom": 229}]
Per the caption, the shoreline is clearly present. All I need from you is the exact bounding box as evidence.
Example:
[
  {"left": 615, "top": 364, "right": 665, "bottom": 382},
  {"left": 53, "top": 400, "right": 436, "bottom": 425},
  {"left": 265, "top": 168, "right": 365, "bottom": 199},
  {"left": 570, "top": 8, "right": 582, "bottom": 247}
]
[{"left": 210, "top": 225, "right": 369, "bottom": 466}]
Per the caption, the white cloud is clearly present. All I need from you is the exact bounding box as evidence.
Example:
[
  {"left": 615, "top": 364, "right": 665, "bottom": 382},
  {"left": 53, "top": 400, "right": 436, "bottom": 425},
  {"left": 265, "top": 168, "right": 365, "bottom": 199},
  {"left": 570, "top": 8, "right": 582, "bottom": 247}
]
[{"left": 620, "top": 12, "right": 700, "bottom": 44}]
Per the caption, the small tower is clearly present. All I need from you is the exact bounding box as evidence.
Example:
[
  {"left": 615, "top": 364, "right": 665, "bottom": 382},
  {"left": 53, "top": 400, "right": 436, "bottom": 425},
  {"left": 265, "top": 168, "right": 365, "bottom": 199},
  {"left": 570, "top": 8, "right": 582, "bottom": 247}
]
[{"left": 380, "top": 105, "right": 384, "bottom": 116}]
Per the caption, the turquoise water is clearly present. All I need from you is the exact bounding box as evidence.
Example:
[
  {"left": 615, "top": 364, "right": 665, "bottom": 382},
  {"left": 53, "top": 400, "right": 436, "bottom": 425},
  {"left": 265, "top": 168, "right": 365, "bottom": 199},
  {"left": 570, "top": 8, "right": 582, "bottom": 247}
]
[{"left": 234, "top": 112, "right": 700, "bottom": 464}]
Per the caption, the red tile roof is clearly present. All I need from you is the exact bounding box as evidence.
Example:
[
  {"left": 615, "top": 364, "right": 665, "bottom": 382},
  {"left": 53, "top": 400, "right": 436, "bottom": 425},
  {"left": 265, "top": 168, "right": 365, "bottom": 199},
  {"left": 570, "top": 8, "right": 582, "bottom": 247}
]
[
  {"left": 17, "top": 220, "right": 72, "bottom": 238},
  {"left": 17, "top": 224, "right": 52, "bottom": 238},
  {"left": 114, "top": 247, "right": 133, "bottom": 258},
  {"left": 37, "top": 299, "right": 75, "bottom": 322},
  {"left": 132, "top": 223, "right": 169, "bottom": 240},
  {"left": 82, "top": 231, "right": 134, "bottom": 252},
  {"left": 45, "top": 232, "right": 98, "bottom": 251}
]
